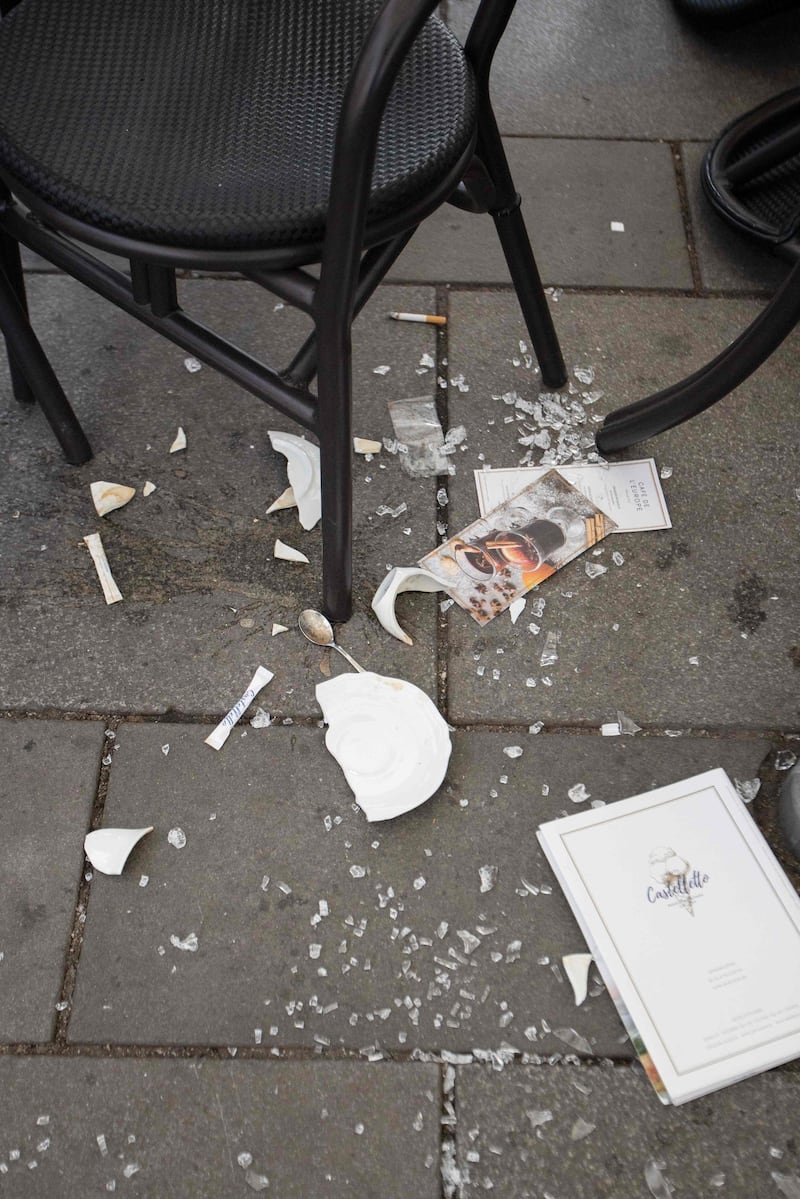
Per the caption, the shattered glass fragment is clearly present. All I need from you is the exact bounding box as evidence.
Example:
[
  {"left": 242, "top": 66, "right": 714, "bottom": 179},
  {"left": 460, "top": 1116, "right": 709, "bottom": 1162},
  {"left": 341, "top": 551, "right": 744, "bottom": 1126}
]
[
  {"left": 772, "top": 1173, "right": 800, "bottom": 1198},
  {"left": 570, "top": 1118, "right": 596, "bottom": 1141},
  {"left": 617, "top": 710, "right": 642, "bottom": 735},
  {"left": 552, "top": 1027, "right": 592, "bottom": 1054},
  {"left": 479, "top": 864, "right": 498, "bottom": 893},
  {"left": 573, "top": 365, "right": 594, "bottom": 385},
  {"left": 375, "top": 502, "right": 407, "bottom": 518},
  {"left": 659, "top": 466, "right": 673, "bottom": 479},
  {"left": 167, "top": 827, "right": 186, "bottom": 849},
  {"left": 373, "top": 365, "right": 391, "bottom": 375},
  {"left": 529, "top": 721, "right": 544, "bottom": 734},
  {"left": 709, "top": 1174, "right": 725, "bottom": 1189},
  {"left": 349, "top": 865, "right": 366, "bottom": 878},
  {"left": 775, "top": 750, "right": 797, "bottom": 771},
  {"left": 503, "top": 746, "right": 523, "bottom": 759},
  {"left": 644, "top": 1160, "right": 672, "bottom": 1199},
  {"left": 245, "top": 1170, "right": 270, "bottom": 1192},
  {"left": 525, "top": 1109, "right": 553, "bottom": 1129},
  {"left": 585, "top": 561, "right": 608, "bottom": 579},
  {"left": 169, "top": 932, "right": 198, "bottom": 952},
  {"left": 568, "top": 783, "right": 590, "bottom": 803},
  {"left": 734, "top": 778, "right": 761, "bottom": 803},
  {"left": 540, "top": 631, "right": 559, "bottom": 667},
  {"left": 250, "top": 708, "right": 272, "bottom": 728},
  {"left": 436, "top": 488, "right": 448, "bottom": 507},
  {"left": 457, "top": 930, "right": 481, "bottom": 955}
]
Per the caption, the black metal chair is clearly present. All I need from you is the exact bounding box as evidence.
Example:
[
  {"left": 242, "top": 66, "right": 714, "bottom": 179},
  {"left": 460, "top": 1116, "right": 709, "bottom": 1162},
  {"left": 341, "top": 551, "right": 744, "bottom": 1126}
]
[
  {"left": 0, "top": 0, "right": 567, "bottom": 622},
  {"left": 596, "top": 86, "right": 800, "bottom": 454}
]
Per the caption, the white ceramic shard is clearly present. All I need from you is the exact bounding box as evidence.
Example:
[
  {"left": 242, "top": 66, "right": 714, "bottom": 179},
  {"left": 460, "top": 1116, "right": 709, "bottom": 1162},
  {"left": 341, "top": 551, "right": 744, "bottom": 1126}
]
[
  {"left": 562, "top": 953, "right": 593, "bottom": 1006},
  {"left": 268, "top": 430, "right": 321, "bottom": 530},
  {"left": 271, "top": 623, "right": 288, "bottom": 635},
  {"left": 274, "top": 538, "right": 309, "bottom": 564},
  {"left": 90, "top": 481, "right": 136, "bottom": 517},
  {"left": 266, "top": 485, "right": 297, "bottom": 515},
  {"left": 84, "top": 826, "right": 153, "bottom": 875},
  {"left": 353, "top": 438, "right": 382, "bottom": 455},
  {"left": 316, "top": 672, "right": 451, "bottom": 821},
  {"left": 371, "top": 566, "right": 443, "bottom": 646},
  {"left": 169, "top": 426, "right": 187, "bottom": 453},
  {"left": 83, "top": 533, "right": 123, "bottom": 604},
  {"left": 142, "top": 481, "right": 157, "bottom": 497}
]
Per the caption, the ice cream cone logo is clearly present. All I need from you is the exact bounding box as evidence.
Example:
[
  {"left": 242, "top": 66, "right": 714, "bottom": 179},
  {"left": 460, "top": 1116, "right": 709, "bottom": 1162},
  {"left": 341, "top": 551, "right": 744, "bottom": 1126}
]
[{"left": 648, "top": 846, "right": 694, "bottom": 916}]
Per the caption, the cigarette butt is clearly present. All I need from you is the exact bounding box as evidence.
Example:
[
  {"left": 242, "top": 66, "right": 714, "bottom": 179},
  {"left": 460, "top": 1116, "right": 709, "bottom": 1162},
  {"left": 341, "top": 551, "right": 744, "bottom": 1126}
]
[
  {"left": 83, "top": 532, "right": 123, "bottom": 604},
  {"left": 389, "top": 312, "right": 447, "bottom": 326}
]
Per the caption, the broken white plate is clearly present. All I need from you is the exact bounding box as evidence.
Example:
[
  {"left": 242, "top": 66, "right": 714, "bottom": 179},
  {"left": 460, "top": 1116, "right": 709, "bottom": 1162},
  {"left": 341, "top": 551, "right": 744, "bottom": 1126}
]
[
  {"left": 266, "top": 485, "right": 297, "bottom": 515},
  {"left": 563, "top": 953, "right": 593, "bottom": 1006},
  {"left": 274, "top": 538, "right": 309, "bottom": 564},
  {"left": 316, "top": 672, "right": 451, "bottom": 821},
  {"left": 268, "top": 431, "right": 321, "bottom": 530},
  {"left": 90, "top": 481, "right": 136, "bottom": 516},
  {"left": 169, "top": 426, "right": 187, "bottom": 453},
  {"left": 371, "top": 566, "right": 443, "bottom": 646},
  {"left": 84, "top": 826, "right": 153, "bottom": 875}
]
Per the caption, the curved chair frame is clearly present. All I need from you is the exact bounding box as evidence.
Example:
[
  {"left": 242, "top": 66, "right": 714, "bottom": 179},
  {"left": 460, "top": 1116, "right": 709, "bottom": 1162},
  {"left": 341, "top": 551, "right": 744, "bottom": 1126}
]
[{"left": 0, "top": 0, "right": 566, "bottom": 621}]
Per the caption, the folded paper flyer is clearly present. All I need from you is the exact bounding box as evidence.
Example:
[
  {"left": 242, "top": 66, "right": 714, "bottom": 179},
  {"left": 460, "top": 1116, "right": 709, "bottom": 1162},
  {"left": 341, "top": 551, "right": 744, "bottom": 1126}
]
[
  {"left": 474, "top": 459, "right": 671, "bottom": 534},
  {"left": 537, "top": 769, "right": 800, "bottom": 1104},
  {"left": 419, "top": 469, "right": 616, "bottom": 624}
]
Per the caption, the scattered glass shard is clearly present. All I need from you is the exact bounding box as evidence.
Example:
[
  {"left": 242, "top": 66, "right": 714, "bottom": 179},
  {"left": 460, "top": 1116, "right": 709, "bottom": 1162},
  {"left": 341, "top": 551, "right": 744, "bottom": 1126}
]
[
  {"left": 457, "top": 930, "right": 481, "bottom": 954},
  {"left": 585, "top": 561, "right": 608, "bottom": 579},
  {"left": 525, "top": 1109, "right": 553, "bottom": 1129},
  {"left": 645, "top": 1161, "right": 672, "bottom": 1199},
  {"left": 775, "top": 750, "right": 797, "bottom": 771},
  {"left": 709, "top": 1174, "right": 725, "bottom": 1189},
  {"left": 612, "top": 550, "right": 625, "bottom": 566},
  {"left": 503, "top": 746, "right": 523, "bottom": 759},
  {"left": 570, "top": 1118, "right": 596, "bottom": 1141},
  {"left": 388, "top": 397, "right": 450, "bottom": 477},
  {"left": 540, "top": 631, "right": 559, "bottom": 667},
  {"left": 167, "top": 827, "right": 186, "bottom": 849},
  {"left": 245, "top": 1170, "right": 270, "bottom": 1192},
  {"left": 573, "top": 366, "right": 594, "bottom": 385},
  {"left": 251, "top": 708, "right": 272, "bottom": 728},
  {"left": 169, "top": 932, "right": 198, "bottom": 952},
  {"left": 373, "top": 365, "right": 391, "bottom": 375},
  {"left": 479, "top": 864, "right": 498, "bottom": 893},
  {"left": 553, "top": 1027, "right": 592, "bottom": 1054},
  {"left": 568, "top": 783, "right": 590, "bottom": 803},
  {"left": 772, "top": 1172, "right": 800, "bottom": 1198},
  {"left": 734, "top": 778, "right": 761, "bottom": 803},
  {"left": 529, "top": 721, "right": 544, "bottom": 734},
  {"left": 375, "top": 503, "right": 408, "bottom": 518},
  {"left": 660, "top": 466, "right": 673, "bottom": 479},
  {"left": 350, "top": 865, "right": 366, "bottom": 878},
  {"left": 184, "top": 356, "right": 202, "bottom": 372},
  {"left": 617, "top": 711, "right": 642, "bottom": 735},
  {"left": 509, "top": 597, "right": 526, "bottom": 624},
  {"left": 96, "top": 1134, "right": 108, "bottom": 1156}
]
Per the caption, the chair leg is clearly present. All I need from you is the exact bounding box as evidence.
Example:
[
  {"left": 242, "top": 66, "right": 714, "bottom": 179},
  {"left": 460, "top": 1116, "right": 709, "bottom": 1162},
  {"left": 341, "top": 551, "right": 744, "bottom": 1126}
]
[
  {"left": 477, "top": 110, "right": 567, "bottom": 389},
  {"left": 0, "top": 224, "right": 35, "bottom": 403},
  {"left": 315, "top": 306, "right": 353, "bottom": 624},
  {"left": 596, "top": 257, "right": 800, "bottom": 452},
  {"left": 0, "top": 262, "right": 92, "bottom": 463}
]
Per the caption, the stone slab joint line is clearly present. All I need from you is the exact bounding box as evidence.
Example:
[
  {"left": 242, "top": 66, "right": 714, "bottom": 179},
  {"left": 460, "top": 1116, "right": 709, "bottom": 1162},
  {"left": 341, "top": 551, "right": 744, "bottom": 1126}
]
[{"left": 669, "top": 139, "right": 704, "bottom": 294}]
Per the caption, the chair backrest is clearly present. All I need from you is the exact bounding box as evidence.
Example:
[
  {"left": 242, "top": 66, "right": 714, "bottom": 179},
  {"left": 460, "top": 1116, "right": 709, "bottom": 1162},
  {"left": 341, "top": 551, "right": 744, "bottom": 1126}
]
[{"left": 317, "top": 0, "right": 519, "bottom": 314}]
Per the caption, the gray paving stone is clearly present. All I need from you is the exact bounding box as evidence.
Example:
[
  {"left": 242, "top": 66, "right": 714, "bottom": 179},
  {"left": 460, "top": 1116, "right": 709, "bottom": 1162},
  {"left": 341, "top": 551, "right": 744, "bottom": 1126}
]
[
  {"left": 0, "top": 277, "right": 442, "bottom": 715},
  {"left": 0, "top": 1056, "right": 441, "bottom": 1198},
  {"left": 455, "top": 1061, "right": 800, "bottom": 1198},
  {"left": 445, "top": 290, "right": 800, "bottom": 728},
  {"left": 390, "top": 139, "right": 692, "bottom": 289},
  {"left": 448, "top": 0, "right": 800, "bottom": 140},
  {"left": 0, "top": 719, "right": 104, "bottom": 1043},
  {"left": 681, "top": 140, "right": 791, "bottom": 293},
  {"left": 68, "top": 724, "right": 767, "bottom": 1051}
]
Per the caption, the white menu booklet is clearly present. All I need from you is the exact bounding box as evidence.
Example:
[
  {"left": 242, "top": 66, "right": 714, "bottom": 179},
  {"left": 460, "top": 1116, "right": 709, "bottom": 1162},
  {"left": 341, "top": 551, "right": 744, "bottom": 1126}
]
[{"left": 537, "top": 769, "right": 800, "bottom": 1104}]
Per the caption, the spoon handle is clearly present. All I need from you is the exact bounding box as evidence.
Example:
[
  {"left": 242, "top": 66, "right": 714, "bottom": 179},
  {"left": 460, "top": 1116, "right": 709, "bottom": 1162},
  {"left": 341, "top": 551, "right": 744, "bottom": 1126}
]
[{"left": 333, "top": 643, "right": 366, "bottom": 674}]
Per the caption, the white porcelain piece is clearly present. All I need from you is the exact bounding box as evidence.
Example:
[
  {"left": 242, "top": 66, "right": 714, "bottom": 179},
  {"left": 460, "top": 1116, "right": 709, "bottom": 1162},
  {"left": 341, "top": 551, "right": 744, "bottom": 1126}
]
[
  {"left": 90, "top": 481, "right": 136, "bottom": 516},
  {"left": 84, "top": 826, "right": 153, "bottom": 875},
  {"left": 316, "top": 672, "right": 451, "bottom": 821},
  {"left": 142, "top": 481, "right": 157, "bottom": 497},
  {"left": 353, "top": 438, "right": 382, "bottom": 455},
  {"left": 266, "top": 485, "right": 297, "bottom": 515},
  {"left": 509, "top": 597, "right": 526, "bottom": 624},
  {"left": 371, "top": 566, "right": 443, "bottom": 646},
  {"left": 272, "top": 623, "right": 288, "bottom": 635},
  {"left": 169, "top": 426, "right": 187, "bottom": 453},
  {"left": 268, "top": 430, "right": 321, "bottom": 529},
  {"left": 562, "top": 953, "right": 593, "bottom": 1006},
  {"left": 274, "top": 539, "right": 309, "bottom": 564}
]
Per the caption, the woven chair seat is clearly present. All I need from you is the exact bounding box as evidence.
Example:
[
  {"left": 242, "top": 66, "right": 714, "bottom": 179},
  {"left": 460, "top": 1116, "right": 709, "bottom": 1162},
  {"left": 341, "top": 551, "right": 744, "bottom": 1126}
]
[{"left": 0, "top": 0, "right": 476, "bottom": 251}]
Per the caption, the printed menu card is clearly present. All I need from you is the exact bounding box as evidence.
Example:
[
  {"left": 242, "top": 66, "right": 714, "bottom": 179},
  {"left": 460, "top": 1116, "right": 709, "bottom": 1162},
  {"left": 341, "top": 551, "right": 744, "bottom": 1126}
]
[{"left": 538, "top": 769, "right": 800, "bottom": 1104}]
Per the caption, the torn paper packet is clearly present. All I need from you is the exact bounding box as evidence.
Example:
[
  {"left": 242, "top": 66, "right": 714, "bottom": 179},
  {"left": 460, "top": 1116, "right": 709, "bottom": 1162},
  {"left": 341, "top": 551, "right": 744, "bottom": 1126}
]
[
  {"left": 474, "top": 459, "right": 671, "bottom": 533},
  {"left": 83, "top": 533, "right": 123, "bottom": 604},
  {"left": 419, "top": 470, "right": 616, "bottom": 624},
  {"left": 205, "top": 665, "right": 274, "bottom": 751}
]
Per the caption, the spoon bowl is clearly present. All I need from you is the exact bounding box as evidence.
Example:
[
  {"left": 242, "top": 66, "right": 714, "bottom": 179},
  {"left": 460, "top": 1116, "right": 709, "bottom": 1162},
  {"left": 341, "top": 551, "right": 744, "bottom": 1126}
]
[{"left": 298, "top": 609, "right": 365, "bottom": 673}]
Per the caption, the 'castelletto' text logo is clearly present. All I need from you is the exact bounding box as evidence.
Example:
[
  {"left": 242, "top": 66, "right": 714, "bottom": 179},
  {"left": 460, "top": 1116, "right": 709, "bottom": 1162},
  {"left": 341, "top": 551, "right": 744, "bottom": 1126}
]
[{"left": 646, "top": 846, "right": 709, "bottom": 916}]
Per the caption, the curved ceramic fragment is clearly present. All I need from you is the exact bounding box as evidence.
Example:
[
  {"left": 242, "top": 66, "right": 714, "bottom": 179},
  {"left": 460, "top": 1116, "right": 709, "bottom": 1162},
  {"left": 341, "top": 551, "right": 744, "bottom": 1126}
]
[
  {"left": 353, "top": 438, "right": 382, "bottom": 455},
  {"left": 268, "top": 431, "right": 321, "bottom": 530},
  {"left": 371, "top": 566, "right": 443, "bottom": 646},
  {"left": 90, "top": 481, "right": 136, "bottom": 516},
  {"left": 316, "top": 672, "right": 451, "bottom": 821},
  {"left": 562, "top": 953, "right": 593, "bottom": 1006},
  {"left": 266, "top": 485, "right": 297, "bottom": 515},
  {"left": 274, "top": 538, "right": 309, "bottom": 564},
  {"left": 169, "top": 426, "right": 187, "bottom": 453},
  {"left": 84, "top": 826, "right": 153, "bottom": 875}
]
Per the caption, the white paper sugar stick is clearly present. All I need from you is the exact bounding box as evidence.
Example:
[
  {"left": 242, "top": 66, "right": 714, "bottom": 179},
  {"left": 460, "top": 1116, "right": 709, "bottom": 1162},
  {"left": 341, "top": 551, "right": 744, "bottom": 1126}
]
[
  {"left": 83, "top": 533, "right": 123, "bottom": 604},
  {"left": 205, "top": 665, "right": 274, "bottom": 751}
]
